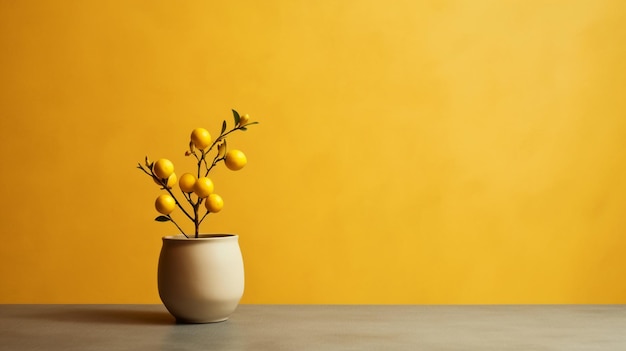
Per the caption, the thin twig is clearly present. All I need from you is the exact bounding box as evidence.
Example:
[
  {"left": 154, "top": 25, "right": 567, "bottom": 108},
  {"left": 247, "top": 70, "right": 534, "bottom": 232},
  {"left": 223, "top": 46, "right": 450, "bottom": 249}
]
[{"left": 168, "top": 215, "right": 188, "bottom": 238}]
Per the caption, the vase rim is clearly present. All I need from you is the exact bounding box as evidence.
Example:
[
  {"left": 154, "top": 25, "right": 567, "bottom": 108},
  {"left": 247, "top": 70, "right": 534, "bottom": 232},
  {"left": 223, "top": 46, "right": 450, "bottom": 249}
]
[{"left": 162, "top": 234, "right": 238, "bottom": 241}]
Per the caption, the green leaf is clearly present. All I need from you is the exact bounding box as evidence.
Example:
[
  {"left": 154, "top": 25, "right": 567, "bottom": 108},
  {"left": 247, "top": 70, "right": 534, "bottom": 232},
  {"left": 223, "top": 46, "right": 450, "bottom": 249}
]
[
  {"left": 240, "top": 127, "right": 247, "bottom": 131},
  {"left": 220, "top": 120, "right": 226, "bottom": 134},
  {"left": 232, "top": 109, "right": 240, "bottom": 126},
  {"left": 155, "top": 216, "right": 171, "bottom": 222}
]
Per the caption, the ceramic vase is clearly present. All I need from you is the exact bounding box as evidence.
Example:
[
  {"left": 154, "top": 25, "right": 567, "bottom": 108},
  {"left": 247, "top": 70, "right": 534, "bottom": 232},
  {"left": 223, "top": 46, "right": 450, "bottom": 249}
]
[{"left": 157, "top": 234, "right": 244, "bottom": 323}]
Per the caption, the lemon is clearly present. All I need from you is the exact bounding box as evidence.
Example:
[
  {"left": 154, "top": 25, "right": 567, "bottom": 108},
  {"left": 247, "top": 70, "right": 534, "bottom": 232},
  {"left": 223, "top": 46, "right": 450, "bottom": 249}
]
[
  {"left": 178, "top": 173, "right": 196, "bottom": 193},
  {"left": 164, "top": 172, "right": 177, "bottom": 188},
  {"left": 191, "top": 128, "right": 211, "bottom": 150},
  {"left": 153, "top": 173, "right": 176, "bottom": 188},
  {"left": 224, "top": 150, "right": 247, "bottom": 171},
  {"left": 239, "top": 113, "right": 250, "bottom": 126},
  {"left": 193, "top": 177, "right": 214, "bottom": 198},
  {"left": 205, "top": 193, "right": 224, "bottom": 213},
  {"left": 155, "top": 194, "right": 176, "bottom": 215},
  {"left": 153, "top": 159, "right": 174, "bottom": 179}
]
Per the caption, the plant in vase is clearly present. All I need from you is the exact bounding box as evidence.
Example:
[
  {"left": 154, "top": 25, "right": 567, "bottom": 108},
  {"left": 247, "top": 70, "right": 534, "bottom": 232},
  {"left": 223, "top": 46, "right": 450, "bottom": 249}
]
[
  {"left": 137, "top": 109, "right": 257, "bottom": 237},
  {"left": 137, "top": 109, "right": 258, "bottom": 323}
]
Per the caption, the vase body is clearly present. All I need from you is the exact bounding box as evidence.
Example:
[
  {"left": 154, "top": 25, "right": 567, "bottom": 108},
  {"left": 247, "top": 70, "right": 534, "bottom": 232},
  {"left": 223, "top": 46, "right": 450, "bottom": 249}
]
[{"left": 157, "top": 234, "right": 244, "bottom": 323}]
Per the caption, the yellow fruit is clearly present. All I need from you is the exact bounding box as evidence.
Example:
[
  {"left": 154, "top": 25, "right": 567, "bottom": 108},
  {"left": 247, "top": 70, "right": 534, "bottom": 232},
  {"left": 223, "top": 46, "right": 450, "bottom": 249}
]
[
  {"left": 155, "top": 194, "right": 176, "bottom": 215},
  {"left": 153, "top": 174, "right": 175, "bottom": 188},
  {"left": 193, "top": 177, "right": 214, "bottom": 198},
  {"left": 191, "top": 128, "right": 211, "bottom": 150},
  {"left": 178, "top": 173, "right": 196, "bottom": 193},
  {"left": 153, "top": 159, "right": 174, "bottom": 179},
  {"left": 239, "top": 114, "right": 250, "bottom": 126},
  {"left": 167, "top": 173, "right": 177, "bottom": 188},
  {"left": 205, "top": 193, "right": 224, "bottom": 213},
  {"left": 224, "top": 150, "right": 247, "bottom": 171}
]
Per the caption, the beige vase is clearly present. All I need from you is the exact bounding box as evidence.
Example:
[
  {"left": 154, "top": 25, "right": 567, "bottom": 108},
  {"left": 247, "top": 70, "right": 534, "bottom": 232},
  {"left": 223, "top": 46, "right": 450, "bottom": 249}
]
[{"left": 157, "top": 234, "right": 244, "bottom": 323}]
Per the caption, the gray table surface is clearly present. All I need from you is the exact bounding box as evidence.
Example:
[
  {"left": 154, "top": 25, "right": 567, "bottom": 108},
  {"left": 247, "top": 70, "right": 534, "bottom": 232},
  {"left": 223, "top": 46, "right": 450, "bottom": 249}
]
[{"left": 1, "top": 304, "right": 625, "bottom": 350}]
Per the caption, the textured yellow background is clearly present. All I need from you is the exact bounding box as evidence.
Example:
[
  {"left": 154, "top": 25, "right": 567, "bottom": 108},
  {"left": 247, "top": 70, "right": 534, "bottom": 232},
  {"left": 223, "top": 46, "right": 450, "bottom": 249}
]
[{"left": 1, "top": 1, "right": 625, "bottom": 303}]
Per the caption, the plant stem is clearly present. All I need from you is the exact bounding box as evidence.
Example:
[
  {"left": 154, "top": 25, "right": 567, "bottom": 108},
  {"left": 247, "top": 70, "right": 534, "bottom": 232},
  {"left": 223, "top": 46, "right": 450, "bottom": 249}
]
[
  {"left": 205, "top": 155, "right": 226, "bottom": 177},
  {"left": 204, "top": 125, "right": 243, "bottom": 157},
  {"left": 168, "top": 215, "right": 188, "bottom": 238},
  {"left": 141, "top": 164, "right": 195, "bottom": 222},
  {"left": 199, "top": 211, "right": 209, "bottom": 225},
  {"left": 193, "top": 200, "right": 201, "bottom": 238},
  {"left": 196, "top": 150, "right": 204, "bottom": 178},
  {"left": 162, "top": 181, "right": 195, "bottom": 222}
]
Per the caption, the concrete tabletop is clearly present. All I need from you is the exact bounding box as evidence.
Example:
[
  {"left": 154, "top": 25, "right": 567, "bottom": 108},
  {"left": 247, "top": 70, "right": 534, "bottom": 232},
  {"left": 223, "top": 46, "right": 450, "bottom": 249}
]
[{"left": 1, "top": 304, "right": 625, "bottom": 350}]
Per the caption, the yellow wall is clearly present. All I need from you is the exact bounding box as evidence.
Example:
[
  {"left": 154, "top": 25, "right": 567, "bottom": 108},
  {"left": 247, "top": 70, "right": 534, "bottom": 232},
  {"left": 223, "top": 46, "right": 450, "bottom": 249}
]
[{"left": 1, "top": 0, "right": 625, "bottom": 304}]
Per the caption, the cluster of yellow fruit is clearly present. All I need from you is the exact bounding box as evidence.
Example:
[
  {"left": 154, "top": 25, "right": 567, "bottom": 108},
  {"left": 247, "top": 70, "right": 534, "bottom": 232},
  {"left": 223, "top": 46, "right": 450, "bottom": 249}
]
[
  {"left": 152, "top": 146, "right": 246, "bottom": 215},
  {"left": 138, "top": 110, "right": 257, "bottom": 237}
]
